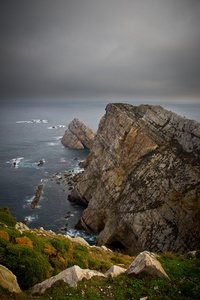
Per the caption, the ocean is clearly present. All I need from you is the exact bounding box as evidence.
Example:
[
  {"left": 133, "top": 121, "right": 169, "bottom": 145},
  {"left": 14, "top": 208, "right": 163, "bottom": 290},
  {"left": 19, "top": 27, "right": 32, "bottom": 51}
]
[{"left": 0, "top": 98, "right": 199, "bottom": 244}]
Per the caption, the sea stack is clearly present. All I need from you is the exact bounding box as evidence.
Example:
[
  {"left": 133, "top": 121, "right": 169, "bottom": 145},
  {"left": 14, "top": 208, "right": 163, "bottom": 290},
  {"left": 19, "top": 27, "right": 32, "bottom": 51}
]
[
  {"left": 69, "top": 103, "right": 200, "bottom": 255},
  {"left": 61, "top": 118, "right": 95, "bottom": 149}
]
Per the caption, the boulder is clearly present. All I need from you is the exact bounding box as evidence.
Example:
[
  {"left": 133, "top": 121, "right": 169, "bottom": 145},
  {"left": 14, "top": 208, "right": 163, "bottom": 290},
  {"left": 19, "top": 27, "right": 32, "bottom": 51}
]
[
  {"left": 126, "top": 251, "right": 170, "bottom": 280},
  {"left": 105, "top": 265, "right": 126, "bottom": 277},
  {"left": 61, "top": 118, "right": 95, "bottom": 149},
  {"left": 29, "top": 265, "right": 105, "bottom": 294},
  {"left": 0, "top": 265, "right": 21, "bottom": 293}
]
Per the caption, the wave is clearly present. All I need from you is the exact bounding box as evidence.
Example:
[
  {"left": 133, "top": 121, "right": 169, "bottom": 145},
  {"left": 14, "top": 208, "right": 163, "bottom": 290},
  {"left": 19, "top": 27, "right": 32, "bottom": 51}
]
[
  {"left": 16, "top": 119, "right": 48, "bottom": 124},
  {"left": 65, "top": 228, "right": 98, "bottom": 244},
  {"left": 24, "top": 214, "right": 39, "bottom": 224},
  {"left": 46, "top": 142, "right": 59, "bottom": 146},
  {"left": 6, "top": 157, "right": 24, "bottom": 168},
  {"left": 6, "top": 157, "right": 45, "bottom": 168}
]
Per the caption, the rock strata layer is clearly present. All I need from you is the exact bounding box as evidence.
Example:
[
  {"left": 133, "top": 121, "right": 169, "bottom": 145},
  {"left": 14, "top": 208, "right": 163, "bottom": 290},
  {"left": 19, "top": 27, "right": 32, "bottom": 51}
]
[
  {"left": 61, "top": 118, "right": 95, "bottom": 149},
  {"left": 69, "top": 103, "right": 200, "bottom": 255}
]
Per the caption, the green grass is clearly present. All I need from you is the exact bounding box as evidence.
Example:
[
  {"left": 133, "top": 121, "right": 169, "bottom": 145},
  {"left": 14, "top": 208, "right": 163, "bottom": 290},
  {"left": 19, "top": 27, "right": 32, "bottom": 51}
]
[{"left": 0, "top": 207, "right": 199, "bottom": 299}]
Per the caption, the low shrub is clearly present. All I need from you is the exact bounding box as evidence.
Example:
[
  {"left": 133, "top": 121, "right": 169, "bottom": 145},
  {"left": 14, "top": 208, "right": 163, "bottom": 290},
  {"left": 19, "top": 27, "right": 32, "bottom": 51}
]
[
  {"left": 15, "top": 236, "right": 33, "bottom": 248},
  {"left": 50, "top": 238, "right": 71, "bottom": 256},
  {"left": 1, "top": 244, "right": 51, "bottom": 289},
  {"left": 0, "top": 207, "right": 17, "bottom": 227},
  {"left": 111, "top": 256, "right": 126, "bottom": 264},
  {"left": 0, "top": 230, "right": 9, "bottom": 241},
  {"left": 44, "top": 242, "right": 57, "bottom": 256},
  {"left": 22, "top": 232, "right": 46, "bottom": 252}
]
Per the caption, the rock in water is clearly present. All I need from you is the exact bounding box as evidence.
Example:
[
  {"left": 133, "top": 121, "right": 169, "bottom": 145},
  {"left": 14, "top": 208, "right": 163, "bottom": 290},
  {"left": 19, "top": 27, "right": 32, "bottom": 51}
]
[
  {"left": 69, "top": 103, "right": 200, "bottom": 255},
  {"left": 61, "top": 118, "right": 95, "bottom": 149},
  {"left": 0, "top": 264, "right": 21, "bottom": 293}
]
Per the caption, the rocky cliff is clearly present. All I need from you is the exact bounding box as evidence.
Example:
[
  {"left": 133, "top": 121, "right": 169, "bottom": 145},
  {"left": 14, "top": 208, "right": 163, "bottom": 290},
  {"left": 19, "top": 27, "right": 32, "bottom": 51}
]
[
  {"left": 61, "top": 118, "right": 95, "bottom": 149},
  {"left": 69, "top": 103, "right": 200, "bottom": 255}
]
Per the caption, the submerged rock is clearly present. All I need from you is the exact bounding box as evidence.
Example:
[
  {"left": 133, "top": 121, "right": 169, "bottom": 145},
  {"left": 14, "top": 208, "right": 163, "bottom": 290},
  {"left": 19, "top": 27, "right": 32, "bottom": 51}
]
[
  {"left": 61, "top": 118, "right": 95, "bottom": 149},
  {"left": 69, "top": 103, "right": 200, "bottom": 255}
]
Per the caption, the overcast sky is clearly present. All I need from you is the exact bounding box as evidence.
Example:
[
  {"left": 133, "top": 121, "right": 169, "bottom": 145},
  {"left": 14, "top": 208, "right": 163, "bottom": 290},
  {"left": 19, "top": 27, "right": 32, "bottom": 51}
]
[{"left": 0, "top": 0, "right": 200, "bottom": 103}]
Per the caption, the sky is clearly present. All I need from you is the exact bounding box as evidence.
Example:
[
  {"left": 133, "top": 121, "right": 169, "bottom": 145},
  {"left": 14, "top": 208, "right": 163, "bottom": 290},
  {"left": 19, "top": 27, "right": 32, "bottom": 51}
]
[{"left": 0, "top": 0, "right": 200, "bottom": 103}]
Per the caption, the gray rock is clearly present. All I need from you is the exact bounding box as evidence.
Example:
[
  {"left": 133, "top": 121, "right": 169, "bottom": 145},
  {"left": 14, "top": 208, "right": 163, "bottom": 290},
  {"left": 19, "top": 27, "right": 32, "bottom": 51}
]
[
  {"left": 61, "top": 118, "right": 95, "bottom": 149},
  {"left": 126, "top": 251, "right": 170, "bottom": 280},
  {"left": 29, "top": 265, "right": 105, "bottom": 294},
  {"left": 0, "top": 264, "right": 21, "bottom": 293},
  {"left": 69, "top": 103, "right": 200, "bottom": 254},
  {"left": 105, "top": 265, "right": 126, "bottom": 277}
]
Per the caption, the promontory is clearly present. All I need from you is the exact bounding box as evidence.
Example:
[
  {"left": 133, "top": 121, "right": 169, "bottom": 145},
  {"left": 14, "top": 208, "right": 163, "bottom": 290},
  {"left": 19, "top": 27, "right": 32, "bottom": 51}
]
[{"left": 69, "top": 103, "right": 200, "bottom": 255}]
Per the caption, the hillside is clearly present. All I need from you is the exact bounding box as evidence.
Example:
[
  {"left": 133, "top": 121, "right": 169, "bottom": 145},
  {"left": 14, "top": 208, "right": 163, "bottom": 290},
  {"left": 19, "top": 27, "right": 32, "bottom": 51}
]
[{"left": 0, "top": 207, "right": 200, "bottom": 299}]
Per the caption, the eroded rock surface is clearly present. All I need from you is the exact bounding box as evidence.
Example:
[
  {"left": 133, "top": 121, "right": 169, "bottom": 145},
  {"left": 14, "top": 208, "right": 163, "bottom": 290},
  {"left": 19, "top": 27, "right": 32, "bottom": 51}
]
[
  {"left": 69, "top": 103, "right": 200, "bottom": 255},
  {"left": 0, "top": 264, "right": 21, "bottom": 293},
  {"left": 29, "top": 265, "right": 105, "bottom": 294},
  {"left": 126, "top": 251, "right": 170, "bottom": 280},
  {"left": 61, "top": 118, "right": 95, "bottom": 149}
]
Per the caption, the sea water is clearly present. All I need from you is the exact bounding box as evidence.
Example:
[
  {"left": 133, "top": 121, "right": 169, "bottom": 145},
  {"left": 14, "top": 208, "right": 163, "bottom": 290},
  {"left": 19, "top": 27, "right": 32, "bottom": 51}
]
[{"left": 0, "top": 98, "right": 199, "bottom": 243}]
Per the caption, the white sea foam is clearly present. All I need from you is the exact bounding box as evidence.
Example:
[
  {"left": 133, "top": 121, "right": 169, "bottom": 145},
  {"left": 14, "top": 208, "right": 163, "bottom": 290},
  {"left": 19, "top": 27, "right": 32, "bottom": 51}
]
[
  {"left": 6, "top": 157, "right": 44, "bottom": 169},
  {"left": 46, "top": 142, "right": 59, "bottom": 146},
  {"left": 47, "top": 126, "right": 57, "bottom": 129},
  {"left": 25, "top": 215, "right": 39, "bottom": 224},
  {"left": 6, "top": 157, "right": 24, "bottom": 168},
  {"left": 60, "top": 158, "right": 66, "bottom": 162},
  {"left": 16, "top": 119, "right": 48, "bottom": 124},
  {"left": 66, "top": 228, "right": 98, "bottom": 243},
  {"left": 57, "top": 125, "right": 66, "bottom": 128},
  {"left": 52, "top": 136, "right": 63, "bottom": 141}
]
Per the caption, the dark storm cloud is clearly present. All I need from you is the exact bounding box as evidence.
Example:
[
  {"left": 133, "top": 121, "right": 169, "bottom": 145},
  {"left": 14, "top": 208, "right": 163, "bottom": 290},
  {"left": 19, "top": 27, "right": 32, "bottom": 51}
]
[{"left": 0, "top": 0, "right": 200, "bottom": 101}]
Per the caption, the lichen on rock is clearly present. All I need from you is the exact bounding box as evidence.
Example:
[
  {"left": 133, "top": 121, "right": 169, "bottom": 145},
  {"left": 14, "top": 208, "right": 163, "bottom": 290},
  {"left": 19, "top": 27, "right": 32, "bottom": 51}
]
[
  {"left": 61, "top": 118, "right": 95, "bottom": 149},
  {"left": 69, "top": 103, "right": 200, "bottom": 255}
]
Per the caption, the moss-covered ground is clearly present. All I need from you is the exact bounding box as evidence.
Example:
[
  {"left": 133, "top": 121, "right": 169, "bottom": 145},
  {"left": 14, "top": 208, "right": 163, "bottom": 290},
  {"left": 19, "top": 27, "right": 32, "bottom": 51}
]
[{"left": 0, "top": 207, "right": 200, "bottom": 299}]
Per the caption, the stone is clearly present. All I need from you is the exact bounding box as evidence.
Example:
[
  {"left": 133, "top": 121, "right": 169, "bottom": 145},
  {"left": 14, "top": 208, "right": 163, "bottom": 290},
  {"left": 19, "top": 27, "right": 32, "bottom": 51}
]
[
  {"left": 61, "top": 118, "right": 95, "bottom": 149},
  {"left": 126, "top": 251, "right": 170, "bottom": 280},
  {"left": 15, "top": 222, "right": 29, "bottom": 234},
  {"left": 0, "top": 264, "right": 21, "bottom": 293},
  {"left": 37, "top": 159, "right": 44, "bottom": 166},
  {"left": 105, "top": 265, "right": 126, "bottom": 277},
  {"left": 69, "top": 103, "right": 200, "bottom": 254},
  {"left": 30, "top": 184, "right": 43, "bottom": 209},
  {"left": 72, "top": 237, "right": 90, "bottom": 247},
  {"left": 29, "top": 265, "right": 105, "bottom": 294}
]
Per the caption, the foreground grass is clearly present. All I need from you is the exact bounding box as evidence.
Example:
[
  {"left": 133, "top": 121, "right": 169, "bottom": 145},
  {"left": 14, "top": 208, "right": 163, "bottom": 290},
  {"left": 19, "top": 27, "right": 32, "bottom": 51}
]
[{"left": 0, "top": 207, "right": 200, "bottom": 299}]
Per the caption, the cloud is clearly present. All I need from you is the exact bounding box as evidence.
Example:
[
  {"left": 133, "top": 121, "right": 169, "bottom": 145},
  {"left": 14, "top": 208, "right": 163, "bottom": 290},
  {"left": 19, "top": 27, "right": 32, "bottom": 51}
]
[{"left": 0, "top": 0, "right": 200, "bottom": 102}]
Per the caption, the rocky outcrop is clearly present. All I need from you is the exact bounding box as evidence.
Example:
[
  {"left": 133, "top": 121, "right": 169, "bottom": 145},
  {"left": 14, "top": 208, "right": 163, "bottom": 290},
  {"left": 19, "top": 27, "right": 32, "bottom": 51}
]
[
  {"left": 0, "top": 264, "right": 21, "bottom": 293},
  {"left": 61, "top": 118, "right": 95, "bottom": 149},
  {"left": 30, "top": 184, "right": 43, "bottom": 209},
  {"left": 69, "top": 103, "right": 200, "bottom": 255},
  {"left": 126, "top": 251, "right": 170, "bottom": 280}
]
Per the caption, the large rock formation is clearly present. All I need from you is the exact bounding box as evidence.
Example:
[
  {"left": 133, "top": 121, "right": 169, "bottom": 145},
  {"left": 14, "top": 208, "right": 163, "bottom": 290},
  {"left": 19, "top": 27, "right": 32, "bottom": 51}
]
[
  {"left": 69, "top": 103, "right": 200, "bottom": 255},
  {"left": 61, "top": 118, "right": 95, "bottom": 149}
]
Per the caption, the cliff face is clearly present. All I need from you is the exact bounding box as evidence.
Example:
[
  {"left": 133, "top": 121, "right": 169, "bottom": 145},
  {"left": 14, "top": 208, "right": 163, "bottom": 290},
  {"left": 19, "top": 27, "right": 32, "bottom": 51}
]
[
  {"left": 70, "top": 103, "right": 200, "bottom": 255},
  {"left": 61, "top": 118, "right": 95, "bottom": 149}
]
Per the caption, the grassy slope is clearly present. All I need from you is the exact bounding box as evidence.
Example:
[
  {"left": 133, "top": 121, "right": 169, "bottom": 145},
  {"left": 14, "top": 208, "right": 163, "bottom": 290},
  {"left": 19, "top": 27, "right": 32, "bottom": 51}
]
[{"left": 0, "top": 207, "right": 200, "bottom": 299}]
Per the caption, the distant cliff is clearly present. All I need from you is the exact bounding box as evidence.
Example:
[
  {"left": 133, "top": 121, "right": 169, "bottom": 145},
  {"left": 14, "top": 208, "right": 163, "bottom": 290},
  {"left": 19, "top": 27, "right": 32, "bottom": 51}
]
[
  {"left": 61, "top": 118, "right": 95, "bottom": 149},
  {"left": 69, "top": 103, "right": 200, "bottom": 255}
]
